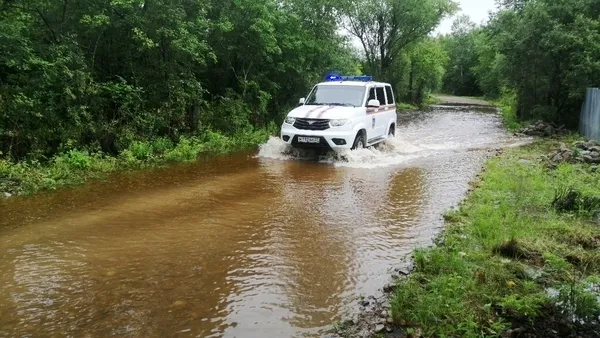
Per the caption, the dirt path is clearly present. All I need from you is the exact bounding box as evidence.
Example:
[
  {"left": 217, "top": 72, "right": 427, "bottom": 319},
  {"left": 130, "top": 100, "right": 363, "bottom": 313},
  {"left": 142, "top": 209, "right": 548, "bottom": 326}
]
[{"left": 433, "top": 94, "right": 492, "bottom": 107}]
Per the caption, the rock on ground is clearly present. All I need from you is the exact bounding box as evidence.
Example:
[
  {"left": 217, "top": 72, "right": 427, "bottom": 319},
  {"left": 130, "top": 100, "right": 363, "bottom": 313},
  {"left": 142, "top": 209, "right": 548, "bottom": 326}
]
[
  {"left": 516, "top": 120, "right": 567, "bottom": 137},
  {"left": 326, "top": 293, "right": 405, "bottom": 338},
  {"left": 546, "top": 140, "right": 600, "bottom": 166}
]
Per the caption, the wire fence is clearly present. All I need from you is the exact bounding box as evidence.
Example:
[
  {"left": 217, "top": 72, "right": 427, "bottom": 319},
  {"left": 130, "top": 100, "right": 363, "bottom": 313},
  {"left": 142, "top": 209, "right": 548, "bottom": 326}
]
[{"left": 580, "top": 88, "right": 600, "bottom": 142}]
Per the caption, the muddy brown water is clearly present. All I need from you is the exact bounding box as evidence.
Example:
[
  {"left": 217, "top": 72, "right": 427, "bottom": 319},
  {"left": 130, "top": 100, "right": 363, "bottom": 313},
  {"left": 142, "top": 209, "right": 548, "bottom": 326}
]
[{"left": 0, "top": 107, "right": 527, "bottom": 337}]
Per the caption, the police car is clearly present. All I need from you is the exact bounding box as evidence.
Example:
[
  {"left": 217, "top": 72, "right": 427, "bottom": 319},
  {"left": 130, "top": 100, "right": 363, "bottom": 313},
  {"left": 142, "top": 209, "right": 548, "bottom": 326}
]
[{"left": 280, "top": 74, "right": 397, "bottom": 151}]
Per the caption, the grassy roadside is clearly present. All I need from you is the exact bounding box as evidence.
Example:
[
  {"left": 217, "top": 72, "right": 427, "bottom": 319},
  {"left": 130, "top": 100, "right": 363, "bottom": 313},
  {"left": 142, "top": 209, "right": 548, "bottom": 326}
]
[
  {"left": 397, "top": 102, "right": 420, "bottom": 111},
  {"left": 0, "top": 128, "right": 274, "bottom": 196},
  {"left": 390, "top": 139, "right": 600, "bottom": 337},
  {"left": 490, "top": 91, "right": 525, "bottom": 132},
  {"left": 397, "top": 95, "right": 442, "bottom": 112}
]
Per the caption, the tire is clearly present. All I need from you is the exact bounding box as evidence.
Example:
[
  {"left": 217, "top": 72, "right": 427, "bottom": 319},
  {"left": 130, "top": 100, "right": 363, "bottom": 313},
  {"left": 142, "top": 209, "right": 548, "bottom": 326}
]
[
  {"left": 388, "top": 125, "right": 395, "bottom": 138},
  {"left": 352, "top": 133, "right": 366, "bottom": 150}
]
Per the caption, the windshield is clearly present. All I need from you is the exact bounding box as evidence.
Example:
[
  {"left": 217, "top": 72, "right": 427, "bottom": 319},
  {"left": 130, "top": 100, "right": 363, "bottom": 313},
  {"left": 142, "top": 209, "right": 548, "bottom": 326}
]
[{"left": 305, "top": 85, "right": 365, "bottom": 107}]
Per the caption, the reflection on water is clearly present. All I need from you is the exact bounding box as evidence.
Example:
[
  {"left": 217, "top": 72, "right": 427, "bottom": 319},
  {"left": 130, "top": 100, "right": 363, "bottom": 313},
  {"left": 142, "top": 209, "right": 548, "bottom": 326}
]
[{"left": 0, "top": 109, "right": 515, "bottom": 337}]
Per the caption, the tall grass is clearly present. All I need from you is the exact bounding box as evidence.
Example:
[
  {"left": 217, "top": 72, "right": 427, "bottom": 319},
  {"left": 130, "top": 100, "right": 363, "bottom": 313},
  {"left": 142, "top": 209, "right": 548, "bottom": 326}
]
[
  {"left": 492, "top": 89, "right": 522, "bottom": 131},
  {"left": 391, "top": 139, "right": 600, "bottom": 337}
]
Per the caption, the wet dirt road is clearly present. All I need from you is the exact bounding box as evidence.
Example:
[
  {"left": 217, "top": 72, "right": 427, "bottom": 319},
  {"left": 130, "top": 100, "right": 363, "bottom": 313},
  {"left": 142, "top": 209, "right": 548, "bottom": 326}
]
[{"left": 0, "top": 105, "right": 523, "bottom": 337}]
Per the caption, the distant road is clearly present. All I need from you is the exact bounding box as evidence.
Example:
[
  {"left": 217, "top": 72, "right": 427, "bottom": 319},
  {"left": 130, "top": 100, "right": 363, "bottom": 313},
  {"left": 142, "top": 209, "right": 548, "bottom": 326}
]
[{"left": 433, "top": 94, "right": 492, "bottom": 107}]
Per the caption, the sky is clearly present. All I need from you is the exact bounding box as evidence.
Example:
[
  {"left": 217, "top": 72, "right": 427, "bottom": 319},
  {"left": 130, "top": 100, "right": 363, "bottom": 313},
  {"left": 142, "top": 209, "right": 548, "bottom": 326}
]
[{"left": 434, "top": 0, "right": 497, "bottom": 35}]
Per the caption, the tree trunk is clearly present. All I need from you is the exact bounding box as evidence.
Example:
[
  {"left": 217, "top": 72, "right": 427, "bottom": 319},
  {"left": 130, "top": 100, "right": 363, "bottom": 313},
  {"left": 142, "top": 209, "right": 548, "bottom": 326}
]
[{"left": 408, "top": 61, "right": 415, "bottom": 103}]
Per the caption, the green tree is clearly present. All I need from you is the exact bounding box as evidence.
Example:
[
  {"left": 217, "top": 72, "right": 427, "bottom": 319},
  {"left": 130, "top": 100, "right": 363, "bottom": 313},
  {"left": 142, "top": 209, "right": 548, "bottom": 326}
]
[
  {"left": 439, "top": 0, "right": 600, "bottom": 129},
  {"left": 471, "top": 29, "right": 505, "bottom": 98},
  {"left": 344, "top": 0, "right": 457, "bottom": 85},
  {"left": 0, "top": 0, "right": 359, "bottom": 159},
  {"left": 402, "top": 38, "right": 448, "bottom": 104},
  {"left": 491, "top": 0, "right": 600, "bottom": 126},
  {"left": 441, "top": 15, "right": 482, "bottom": 96}
]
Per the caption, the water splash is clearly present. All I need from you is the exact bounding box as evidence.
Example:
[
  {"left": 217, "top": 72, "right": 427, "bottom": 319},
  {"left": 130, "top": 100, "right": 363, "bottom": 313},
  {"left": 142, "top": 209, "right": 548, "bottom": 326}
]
[
  {"left": 256, "top": 135, "right": 438, "bottom": 169},
  {"left": 256, "top": 110, "right": 525, "bottom": 169},
  {"left": 257, "top": 137, "right": 296, "bottom": 160}
]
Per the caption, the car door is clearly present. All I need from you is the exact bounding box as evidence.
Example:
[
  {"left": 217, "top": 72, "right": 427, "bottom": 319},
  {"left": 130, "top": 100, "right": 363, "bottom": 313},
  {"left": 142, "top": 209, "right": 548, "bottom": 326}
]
[
  {"left": 384, "top": 85, "right": 396, "bottom": 136},
  {"left": 365, "top": 86, "right": 379, "bottom": 142},
  {"left": 374, "top": 85, "right": 388, "bottom": 139}
]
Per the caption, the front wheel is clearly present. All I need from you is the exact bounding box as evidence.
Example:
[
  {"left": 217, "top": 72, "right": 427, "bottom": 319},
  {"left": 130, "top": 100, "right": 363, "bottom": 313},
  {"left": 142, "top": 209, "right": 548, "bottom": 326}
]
[{"left": 352, "top": 133, "right": 366, "bottom": 150}]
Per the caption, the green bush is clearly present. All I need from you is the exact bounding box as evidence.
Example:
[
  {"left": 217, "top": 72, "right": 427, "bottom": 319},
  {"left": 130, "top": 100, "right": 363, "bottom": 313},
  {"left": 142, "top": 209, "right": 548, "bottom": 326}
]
[
  {"left": 151, "top": 138, "right": 174, "bottom": 155},
  {"left": 201, "top": 130, "right": 233, "bottom": 153},
  {"left": 119, "top": 149, "right": 140, "bottom": 166},
  {"left": 495, "top": 89, "right": 521, "bottom": 131},
  {"left": 164, "top": 137, "right": 202, "bottom": 162},
  {"left": 129, "top": 141, "right": 154, "bottom": 161},
  {"left": 61, "top": 150, "right": 93, "bottom": 170}
]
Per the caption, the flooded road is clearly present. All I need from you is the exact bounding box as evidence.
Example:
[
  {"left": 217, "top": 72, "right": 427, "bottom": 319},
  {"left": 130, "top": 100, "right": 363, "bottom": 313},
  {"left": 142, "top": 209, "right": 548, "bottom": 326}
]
[{"left": 0, "top": 106, "right": 522, "bottom": 337}]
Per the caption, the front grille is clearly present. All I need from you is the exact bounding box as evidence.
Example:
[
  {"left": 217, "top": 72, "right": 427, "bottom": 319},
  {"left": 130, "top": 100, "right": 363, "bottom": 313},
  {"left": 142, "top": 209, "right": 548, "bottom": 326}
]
[{"left": 293, "top": 118, "right": 330, "bottom": 131}]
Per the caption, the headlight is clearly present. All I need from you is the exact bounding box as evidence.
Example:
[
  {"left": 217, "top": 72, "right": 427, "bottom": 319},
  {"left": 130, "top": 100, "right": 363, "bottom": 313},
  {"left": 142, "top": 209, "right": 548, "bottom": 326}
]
[
  {"left": 285, "top": 117, "right": 296, "bottom": 125},
  {"left": 330, "top": 119, "right": 350, "bottom": 127}
]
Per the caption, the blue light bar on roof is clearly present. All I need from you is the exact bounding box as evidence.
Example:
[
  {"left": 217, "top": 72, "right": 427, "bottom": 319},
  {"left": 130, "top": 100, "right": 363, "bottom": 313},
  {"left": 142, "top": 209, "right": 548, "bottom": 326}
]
[{"left": 325, "top": 72, "right": 372, "bottom": 82}]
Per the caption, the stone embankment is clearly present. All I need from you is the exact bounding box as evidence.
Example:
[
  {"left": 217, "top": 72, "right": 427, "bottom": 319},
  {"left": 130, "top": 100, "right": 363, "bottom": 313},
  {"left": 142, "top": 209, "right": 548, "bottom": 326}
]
[
  {"left": 515, "top": 120, "right": 568, "bottom": 137},
  {"left": 545, "top": 140, "right": 600, "bottom": 166},
  {"left": 513, "top": 120, "right": 600, "bottom": 167}
]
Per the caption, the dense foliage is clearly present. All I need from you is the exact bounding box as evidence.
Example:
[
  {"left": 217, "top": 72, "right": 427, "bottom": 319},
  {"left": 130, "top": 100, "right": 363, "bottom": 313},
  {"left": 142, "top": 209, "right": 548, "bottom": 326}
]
[
  {"left": 0, "top": 0, "right": 356, "bottom": 160},
  {"left": 439, "top": 15, "right": 481, "bottom": 97},
  {"left": 0, "top": 0, "right": 458, "bottom": 163},
  {"left": 440, "top": 0, "right": 600, "bottom": 128}
]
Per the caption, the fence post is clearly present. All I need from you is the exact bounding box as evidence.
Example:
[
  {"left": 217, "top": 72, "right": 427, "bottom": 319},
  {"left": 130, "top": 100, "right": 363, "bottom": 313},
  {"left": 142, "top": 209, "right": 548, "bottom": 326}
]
[{"left": 580, "top": 88, "right": 600, "bottom": 142}]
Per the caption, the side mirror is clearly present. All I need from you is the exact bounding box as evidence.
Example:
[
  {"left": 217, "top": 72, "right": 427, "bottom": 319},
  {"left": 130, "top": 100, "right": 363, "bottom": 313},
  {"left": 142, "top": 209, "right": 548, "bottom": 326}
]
[
  {"left": 299, "top": 97, "right": 306, "bottom": 105},
  {"left": 367, "top": 99, "right": 380, "bottom": 107}
]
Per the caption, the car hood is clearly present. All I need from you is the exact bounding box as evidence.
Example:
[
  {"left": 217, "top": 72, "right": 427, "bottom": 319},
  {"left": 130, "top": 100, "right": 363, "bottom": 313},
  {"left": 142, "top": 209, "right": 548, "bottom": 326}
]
[{"left": 286, "top": 105, "right": 362, "bottom": 119}]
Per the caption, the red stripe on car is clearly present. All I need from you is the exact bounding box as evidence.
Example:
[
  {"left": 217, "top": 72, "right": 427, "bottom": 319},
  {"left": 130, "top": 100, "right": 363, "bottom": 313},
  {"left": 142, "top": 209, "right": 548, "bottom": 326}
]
[
  {"left": 316, "top": 106, "right": 335, "bottom": 118},
  {"left": 304, "top": 106, "right": 325, "bottom": 118}
]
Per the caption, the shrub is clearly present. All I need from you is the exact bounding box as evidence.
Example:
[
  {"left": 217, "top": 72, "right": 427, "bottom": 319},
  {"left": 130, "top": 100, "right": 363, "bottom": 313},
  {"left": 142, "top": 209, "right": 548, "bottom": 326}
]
[
  {"left": 151, "top": 138, "right": 174, "bottom": 155},
  {"left": 164, "top": 137, "right": 202, "bottom": 162},
  {"left": 61, "top": 149, "right": 92, "bottom": 170},
  {"left": 201, "top": 130, "right": 233, "bottom": 153},
  {"left": 128, "top": 141, "right": 154, "bottom": 161}
]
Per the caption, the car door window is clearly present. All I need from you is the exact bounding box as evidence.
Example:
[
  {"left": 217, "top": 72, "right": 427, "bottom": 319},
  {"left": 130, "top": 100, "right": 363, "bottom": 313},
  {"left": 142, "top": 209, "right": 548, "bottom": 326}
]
[
  {"left": 366, "top": 87, "right": 376, "bottom": 106},
  {"left": 375, "top": 86, "right": 386, "bottom": 105},
  {"left": 385, "top": 86, "right": 394, "bottom": 105}
]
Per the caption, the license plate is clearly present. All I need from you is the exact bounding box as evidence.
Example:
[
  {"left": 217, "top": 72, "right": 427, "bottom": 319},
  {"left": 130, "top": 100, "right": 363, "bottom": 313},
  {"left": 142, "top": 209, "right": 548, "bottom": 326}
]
[{"left": 297, "top": 136, "right": 320, "bottom": 143}]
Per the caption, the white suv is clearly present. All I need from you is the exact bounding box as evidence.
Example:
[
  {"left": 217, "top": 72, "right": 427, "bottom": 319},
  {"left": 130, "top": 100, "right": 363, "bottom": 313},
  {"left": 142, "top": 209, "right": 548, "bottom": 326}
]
[{"left": 280, "top": 75, "right": 397, "bottom": 151}]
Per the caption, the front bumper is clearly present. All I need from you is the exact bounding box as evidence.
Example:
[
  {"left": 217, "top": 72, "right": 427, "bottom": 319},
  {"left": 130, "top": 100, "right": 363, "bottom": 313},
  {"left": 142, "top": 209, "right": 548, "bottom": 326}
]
[{"left": 280, "top": 123, "right": 355, "bottom": 151}]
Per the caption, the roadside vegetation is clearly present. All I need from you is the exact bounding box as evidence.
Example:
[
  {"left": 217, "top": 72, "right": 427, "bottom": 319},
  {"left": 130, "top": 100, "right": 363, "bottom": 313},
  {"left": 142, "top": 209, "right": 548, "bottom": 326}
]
[
  {"left": 396, "top": 103, "right": 420, "bottom": 112},
  {"left": 0, "top": 128, "right": 273, "bottom": 195},
  {"left": 492, "top": 91, "right": 521, "bottom": 131},
  {"left": 439, "top": 0, "right": 600, "bottom": 129},
  {"left": 2, "top": 0, "right": 598, "bottom": 197},
  {"left": 388, "top": 1, "right": 600, "bottom": 335},
  {"left": 1, "top": 0, "right": 457, "bottom": 196},
  {"left": 390, "top": 139, "right": 600, "bottom": 337}
]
